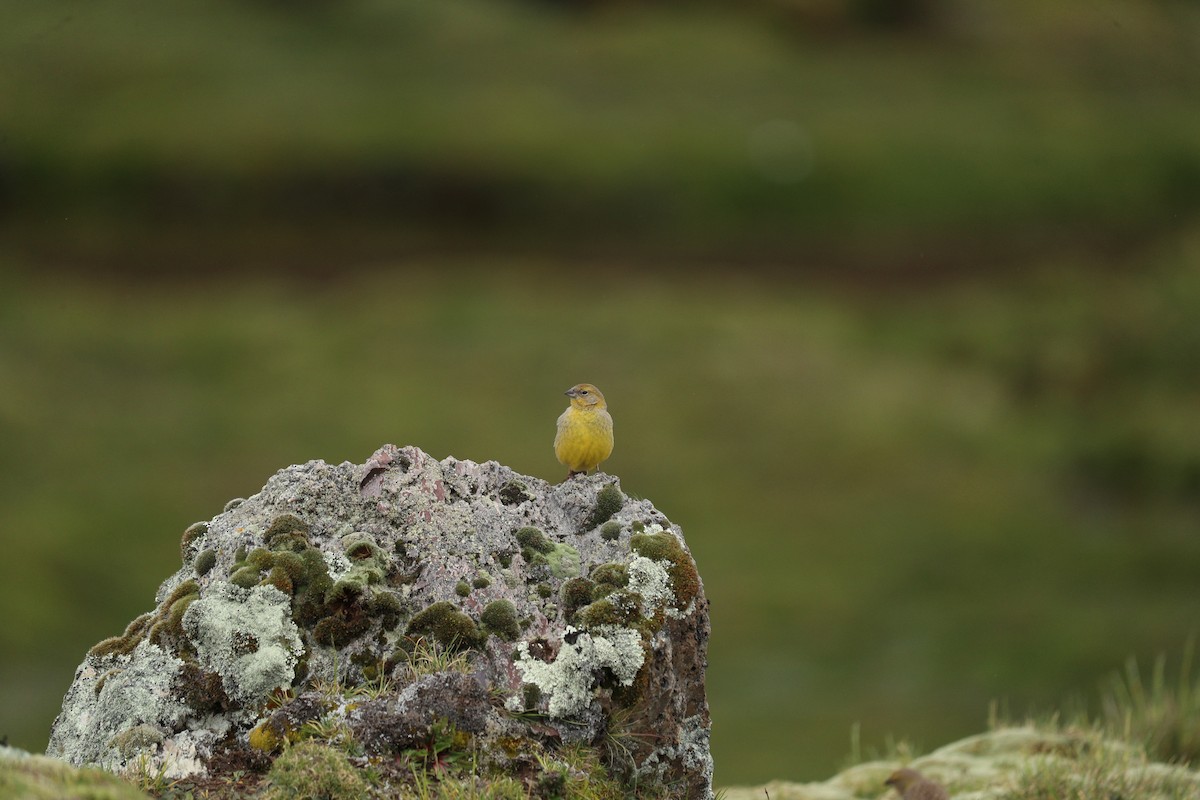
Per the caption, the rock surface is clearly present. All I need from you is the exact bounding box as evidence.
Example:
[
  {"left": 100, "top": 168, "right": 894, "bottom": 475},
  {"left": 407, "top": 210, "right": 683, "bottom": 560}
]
[{"left": 46, "top": 445, "right": 713, "bottom": 797}]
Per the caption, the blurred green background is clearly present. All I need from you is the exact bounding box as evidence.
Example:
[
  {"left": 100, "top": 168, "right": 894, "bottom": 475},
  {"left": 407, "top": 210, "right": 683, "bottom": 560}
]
[{"left": 2, "top": 0, "right": 1199, "bottom": 787}]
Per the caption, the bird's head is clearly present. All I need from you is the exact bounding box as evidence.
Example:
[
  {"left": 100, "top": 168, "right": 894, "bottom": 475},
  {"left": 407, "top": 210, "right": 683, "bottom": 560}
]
[
  {"left": 565, "top": 383, "right": 607, "bottom": 410},
  {"left": 884, "top": 768, "right": 923, "bottom": 792}
]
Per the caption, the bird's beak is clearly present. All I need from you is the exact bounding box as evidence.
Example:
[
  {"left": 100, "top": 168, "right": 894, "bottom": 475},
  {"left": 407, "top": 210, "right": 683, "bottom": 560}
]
[{"left": 564, "top": 388, "right": 577, "bottom": 397}]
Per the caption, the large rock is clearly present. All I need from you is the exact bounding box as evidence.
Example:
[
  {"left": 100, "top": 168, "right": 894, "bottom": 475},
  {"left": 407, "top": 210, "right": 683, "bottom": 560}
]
[{"left": 47, "top": 445, "right": 713, "bottom": 797}]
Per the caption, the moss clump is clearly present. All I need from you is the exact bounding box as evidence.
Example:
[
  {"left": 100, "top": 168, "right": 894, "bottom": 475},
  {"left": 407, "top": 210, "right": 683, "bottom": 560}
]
[
  {"left": 600, "top": 521, "right": 622, "bottom": 541},
  {"left": 229, "top": 565, "right": 263, "bottom": 590},
  {"left": 367, "top": 592, "right": 404, "bottom": 631},
  {"left": 313, "top": 609, "right": 371, "bottom": 649},
  {"left": 272, "top": 551, "right": 307, "bottom": 584},
  {"left": 325, "top": 575, "right": 368, "bottom": 605},
  {"left": 164, "top": 579, "right": 200, "bottom": 608},
  {"left": 223, "top": 498, "right": 245, "bottom": 512},
  {"left": 341, "top": 531, "right": 386, "bottom": 566},
  {"left": 536, "top": 583, "right": 553, "bottom": 599},
  {"left": 560, "top": 578, "right": 595, "bottom": 618},
  {"left": 630, "top": 531, "right": 701, "bottom": 609},
  {"left": 265, "top": 513, "right": 310, "bottom": 551},
  {"left": 88, "top": 612, "right": 155, "bottom": 659},
  {"left": 631, "top": 521, "right": 646, "bottom": 533},
  {"left": 176, "top": 661, "right": 230, "bottom": 714},
  {"left": 546, "top": 542, "right": 581, "bottom": 579},
  {"left": 455, "top": 580, "right": 471, "bottom": 598},
  {"left": 573, "top": 591, "right": 643, "bottom": 630},
  {"left": 515, "top": 526, "right": 554, "bottom": 564},
  {"left": 108, "top": 723, "right": 164, "bottom": 758},
  {"left": 194, "top": 548, "right": 217, "bottom": 577},
  {"left": 472, "top": 572, "right": 492, "bottom": 589},
  {"left": 590, "top": 563, "right": 629, "bottom": 599},
  {"left": 406, "top": 601, "right": 482, "bottom": 651},
  {"left": 498, "top": 480, "right": 533, "bottom": 505},
  {"left": 480, "top": 600, "right": 520, "bottom": 642},
  {"left": 583, "top": 483, "right": 624, "bottom": 530},
  {"left": 263, "top": 565, "right": 294, "bottom": 595},
  {"left": 180, "top": 522, "right": 208, "bottom": 560},
  {"left": 260, "top": 740, "right": 367, "bottom": 800},
  {"left": 292, "top": 548, "right": 334, "bottom": 627}
]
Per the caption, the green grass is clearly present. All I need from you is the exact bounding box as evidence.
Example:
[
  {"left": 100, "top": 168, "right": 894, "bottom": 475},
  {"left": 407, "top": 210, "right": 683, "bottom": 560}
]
[{"left": 4, "top": 0, "right": 1199, "bottom": 258}]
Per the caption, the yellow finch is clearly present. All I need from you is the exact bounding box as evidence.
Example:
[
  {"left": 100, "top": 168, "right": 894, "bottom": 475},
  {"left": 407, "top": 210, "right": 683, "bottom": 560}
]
[
  {"left": 884, "top": 768, "right": 949, "bottom": 800},
  {"left": 554, "top": 383, "right": 614, "bottom": 478}
]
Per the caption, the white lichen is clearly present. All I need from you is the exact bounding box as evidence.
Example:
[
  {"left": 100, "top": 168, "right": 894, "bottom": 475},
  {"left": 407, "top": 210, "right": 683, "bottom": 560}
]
[
  {"left": 182, "top": 581, "right": 303, "bottom": 706},
  {"left": 512, "top": 625, "right": 645, "bottom": 717},
  {"left": 46, "top": 640, "right": 187, "bottom": 771},
  {"left": 627, "top": 555, "right": 673, "bottom": 610}
]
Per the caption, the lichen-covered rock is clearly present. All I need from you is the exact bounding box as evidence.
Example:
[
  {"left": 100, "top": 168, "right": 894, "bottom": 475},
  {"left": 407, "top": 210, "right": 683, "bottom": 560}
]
[{"left": 47, "top": 444, "right": 713, "bottom": 797}]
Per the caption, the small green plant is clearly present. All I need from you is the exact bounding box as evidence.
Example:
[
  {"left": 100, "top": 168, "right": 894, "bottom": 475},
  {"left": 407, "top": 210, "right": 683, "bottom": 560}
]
[
  {"left": 1098, "top": 639, "right": 1200, "bottom": 764},
  {"left": 401, "top": 636, "right": 474, "bottom": 681},
  {"left": 129, "top": 753, "right": 178, "bottom": 795}
]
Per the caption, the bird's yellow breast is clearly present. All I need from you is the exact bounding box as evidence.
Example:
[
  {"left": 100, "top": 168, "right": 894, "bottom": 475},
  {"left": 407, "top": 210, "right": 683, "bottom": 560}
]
[{"left": 554, "top": 406, "right": 614, "bottom": 473}]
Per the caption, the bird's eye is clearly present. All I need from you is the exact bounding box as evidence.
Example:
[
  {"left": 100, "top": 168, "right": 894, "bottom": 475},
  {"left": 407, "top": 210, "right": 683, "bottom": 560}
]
[{"left": 580, "top": 390, "right": 589, "bottom": 395}]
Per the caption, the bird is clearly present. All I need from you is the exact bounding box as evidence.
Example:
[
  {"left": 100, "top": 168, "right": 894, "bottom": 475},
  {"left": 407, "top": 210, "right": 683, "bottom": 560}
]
[
  {"left": 554, "top": 383, "right": 614, "bottom": 478},
  {"left": 884, "top": 768, "right": 949, "bottom": 800}
]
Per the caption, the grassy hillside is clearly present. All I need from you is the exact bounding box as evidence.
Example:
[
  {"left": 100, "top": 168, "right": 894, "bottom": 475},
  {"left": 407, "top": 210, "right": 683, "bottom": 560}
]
[{"left": 1, "top": 0, "right": 1198, "bottom": 785}]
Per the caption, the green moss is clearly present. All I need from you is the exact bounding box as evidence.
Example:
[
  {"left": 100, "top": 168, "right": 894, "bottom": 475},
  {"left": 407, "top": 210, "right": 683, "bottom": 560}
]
[
  {"left": 405, "top": 601, "right": 482, "bottom": 651},
  {"left": 630, "top": 531, "right": 701, "bottom": 609},
  {"left": 180, "top": 522, "right": 208, "bottom": 560},
  {"left": 523, "top": 683, "right": 542, "bottom": 710},
  {"left": 590, "top": 563, "right": 629, "bottom": 599},
  {"left": 223, "top": 498, "right": 245, "bottom": 512},
  {"left": 292, "top": 548, "right": 334, "bottom": 627},
  {"left": 536, "top": 583, "right": 553, "bottom": 599},
  {"left": 262, "top": 565, "right": 294, "bottom": 595},
  {"left": 367, "top": 591, "right": 404, "bottom": 631},
  {"left": 229, "top": 565, "right": 263, "bottom": 589},
  {"left": 573, "top": 591, "right": 642, "bottom": 629},
  {"left": 246, "top": 547, "right": 274, "bottom": 571},
  {"left": 194, "top": 548, "right": 217, "bottom": 577},
  {"left": 261, "top": 740, "right": 367, "bottom": 800},
  {"left": 177, "top": 661, "right": 230, "bottom": 713},
  {"left": 88, "top": 634, "right": 139, "bottom": 659},
  {"left": 583, "top": 483, "right": 624, "bottom": 529},
  {"left": 455, "top": 580, "right": 471, "bottom": 598},
  {"left": 472, "top": 571, "right": 492, "bottom": 589},
  {"left": 546, "top": 542, "right": 581, "bottom": 579},
  {"left": 264, "top": 513, "right": 309, "bottom": 550},
  {"left": 600, "top": 521, "right": 622, "bottom": 541},
  {"left": 313, "top": 610, "right": 371, "bottom": 649},
  {"left": 498, "top": 480, "right": 533, "bottom": 505},
  {"left": 497, "top": 551, "right": 514, "bottom": 569},
  {"left": 631, "top": 521, "right": 646, "bottom": 533},
  {"left": 272, "top": 551, "right": 307, "bottom": 583},
  {"left": 164, "top": 579, "right": 200, "bottom": 608},
  {"left": 516, "top": 526, "right": 554, "bottom": 555},
  {"left": 560, "top": 578, "right": 595, "bottom": 617},
  {"left": 166, "top": 593, "right": 199, "bottom": 632},
  {"left": 341, "top": 531, "right": 386, "bottom": 566},
  {"left": 325, "top": 576, "right": 367, "bottom": 605},
  {"left": 480, "top": 600, "right": 519, "bottom": 641}
]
